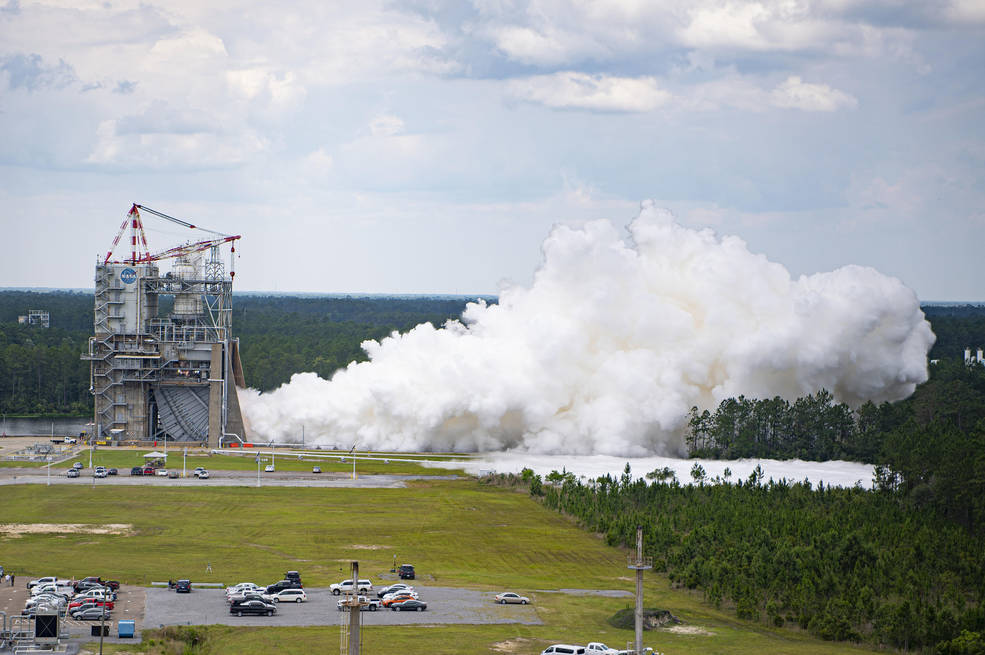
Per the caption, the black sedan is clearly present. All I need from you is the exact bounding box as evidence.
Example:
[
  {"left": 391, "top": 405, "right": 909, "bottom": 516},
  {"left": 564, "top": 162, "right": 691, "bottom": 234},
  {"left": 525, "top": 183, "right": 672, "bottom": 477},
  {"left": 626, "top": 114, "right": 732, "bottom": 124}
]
[
  {"left": 130, "top": 467, "right": 143, "bottom": 476},
  {"left": 175, "top": 579, "right": 192, "bottom": 593},
  {"left": 230, "top": 600, "right": 276, "bottom": 616},
  {"left": 391, "top": 599, "right": 427, "bottom": 612}
]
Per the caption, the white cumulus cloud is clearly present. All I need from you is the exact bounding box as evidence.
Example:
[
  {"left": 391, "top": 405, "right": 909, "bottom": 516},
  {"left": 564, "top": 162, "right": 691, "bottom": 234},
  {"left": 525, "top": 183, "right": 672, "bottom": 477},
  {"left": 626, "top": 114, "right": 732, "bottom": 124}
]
[
  {"left": 508, "top": 72, "right": 671, "bottom": 112},
  {"left": 771, "top": 76, "right": 858, "bottom": 111}
]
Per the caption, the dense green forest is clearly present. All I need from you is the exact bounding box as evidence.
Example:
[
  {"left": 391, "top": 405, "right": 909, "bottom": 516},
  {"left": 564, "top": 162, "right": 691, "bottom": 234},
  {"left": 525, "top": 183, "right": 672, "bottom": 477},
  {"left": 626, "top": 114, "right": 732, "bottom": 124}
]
[
  {"left": 231, "top": 294, "right": 485, "bottom": 391},
  {"left": 0, "top": 290, "right": 480, "bottom": 415},
  {"left": 499, "top": 362, "right": 985, "bottom": 651},
  {"left": 518, "top": 469, "right": 985, "bottom": 652}
]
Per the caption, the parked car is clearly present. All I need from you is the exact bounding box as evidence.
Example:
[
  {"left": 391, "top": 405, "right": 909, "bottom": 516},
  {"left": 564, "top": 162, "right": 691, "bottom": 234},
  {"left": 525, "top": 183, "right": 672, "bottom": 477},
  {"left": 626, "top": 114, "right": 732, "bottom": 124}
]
[
  {"left": 28, "top": 577, "right": 71, "bottom": 590},
  {"left": 264, "top": 464, "right": 275, "bottom": 472},
  {"left": 197, "top": 470, "right": 210, "bottom": 479},
  {"left": 337, "top": 595, "right": 381, "bottom": 611},
  {"left": 378, "top": 583, "right": 413, "bottom": 598},
  {"left": 312, "top": 466, "right": 321, "bottom": 473},
  {"left": 269, "top": 588, "right": 307, "bottom": 603},
  {"left": 168, "top": 470, "right": 179, "bottom": 479},
  {"left": 66, "top": 469, "right": 80, "bottom": 478},
  {"left": 540, "top": 647, "right": 586, "bottom": 655},
  {"left": 230, "top": 599, "right": 277, "bottom": 617},
  {"left": 495, "top": 592, "right": 530, "bottom": 605},
  {"left": 227, "top": 591, "right": 273, "bottom": 605},
  {"left": 22, "top": 604, "right": 66, "bottom": 617},
  {"left": 175, "top": 579, "right": 191, "bottom": 593},
  {"left": 94, "top": 468, "right": 108, "bottom": 478},
  {"left": 74, "top": 589, "right": 115, "bottom": 602},
  {"left": 142, "top": 467, "right": 155, "bottom": 475},
  {"left": 265, "top": 579, "right": 303, "bottom": 594},
  {"left": 25, "top": 595, "right": 67, "bottom": 609},
  {"left": 73, "top": 584, "right": 114, "bottom": 598},
  {"left": 193, "top": 467, "right": 206, "bottom": 477},
  {"left": 391, "top": 599, "right": 427, "bottom": 612},
  {"left": 107, "top": 468, "right": 118, "bottom": 476},
  {"left": 585, "top": 643, "right": 619, "bottom": 654},
  {"left": 72, "top": 462, "right": 83, "bottom": 469},
  {"left": 225, "top": 582, "right": 261, "bottom": 596},
  {"left": 31, "top": 582, "right": 73, "bottom": 597},
  {"left": 74, "top": 577, "right": 120, "bottom": 591},
  {"left": 398, "top": 564, "right": 415, "bottom": 580},
  {"left": 155, "top": 468, "right": 169, "bottom": 477},
  {"left": 64, "top": 437, "right": 77, "bottom": 444},
  {"left": 330, "top": 579, "right": 372, "bottom": 595},
  {"left": 285, "top": 571, "right": 302, "bottom": 583},
  {"left": 71, "top": 606, "right": 111, "bottom": 621},
  {"left": 68, "top": 598, "right": 114, "bottom": 611},
  {"left": 381, "top": 594, "right": 418, "bottom": 607},
  {"left": 130, "top": 467, "right": 143, "bottom": 476}
]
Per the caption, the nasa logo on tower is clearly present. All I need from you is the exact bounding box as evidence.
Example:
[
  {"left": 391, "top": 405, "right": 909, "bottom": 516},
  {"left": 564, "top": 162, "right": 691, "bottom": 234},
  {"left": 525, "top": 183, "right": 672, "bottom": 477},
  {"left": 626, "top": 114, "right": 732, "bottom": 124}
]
[{"left": 120, "top": 268, "right": 137, "bottom": 284}]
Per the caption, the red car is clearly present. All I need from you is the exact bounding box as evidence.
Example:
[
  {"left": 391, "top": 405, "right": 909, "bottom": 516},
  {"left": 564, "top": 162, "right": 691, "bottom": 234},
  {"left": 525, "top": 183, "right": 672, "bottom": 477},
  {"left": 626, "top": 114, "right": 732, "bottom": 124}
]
[
  {"left": 68, "top": 599, "right": 115, "bottom": 611},
  {"left": 143, "top": 467, "right": 155, "bottom": 475}
]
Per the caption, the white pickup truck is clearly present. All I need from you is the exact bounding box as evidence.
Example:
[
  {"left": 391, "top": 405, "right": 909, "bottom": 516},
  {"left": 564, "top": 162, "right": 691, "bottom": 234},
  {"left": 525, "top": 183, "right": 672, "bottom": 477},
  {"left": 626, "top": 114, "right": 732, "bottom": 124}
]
[
  {"left": 336, "top": 595, "right": 382, "bottom": 611},
  {"left": 330, "top": 579, "right": 373, "bottom": 595},
  {"left": 585, "top": 644, "right": 619, "bottom": 655}
]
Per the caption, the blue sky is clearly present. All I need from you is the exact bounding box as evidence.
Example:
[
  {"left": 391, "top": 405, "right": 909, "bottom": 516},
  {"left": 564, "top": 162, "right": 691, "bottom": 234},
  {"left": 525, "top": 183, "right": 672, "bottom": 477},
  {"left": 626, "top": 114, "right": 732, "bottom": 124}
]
[{"left": 1, "top": 0, "right": 983, "bottom": 299}]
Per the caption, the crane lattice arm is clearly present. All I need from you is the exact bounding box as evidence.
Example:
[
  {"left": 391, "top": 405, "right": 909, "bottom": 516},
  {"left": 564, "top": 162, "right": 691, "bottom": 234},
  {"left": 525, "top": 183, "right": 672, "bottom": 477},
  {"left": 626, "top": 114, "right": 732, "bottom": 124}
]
[{"left": 103, "top": 204, "right": 240, "bottom": 271}]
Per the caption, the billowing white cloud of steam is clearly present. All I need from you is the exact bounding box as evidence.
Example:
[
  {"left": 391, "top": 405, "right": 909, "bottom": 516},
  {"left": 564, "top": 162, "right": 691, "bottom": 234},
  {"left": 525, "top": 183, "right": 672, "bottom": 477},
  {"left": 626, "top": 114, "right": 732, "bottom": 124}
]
[{"left": 240, "top": 202, "right": 935, "bottom": 455}]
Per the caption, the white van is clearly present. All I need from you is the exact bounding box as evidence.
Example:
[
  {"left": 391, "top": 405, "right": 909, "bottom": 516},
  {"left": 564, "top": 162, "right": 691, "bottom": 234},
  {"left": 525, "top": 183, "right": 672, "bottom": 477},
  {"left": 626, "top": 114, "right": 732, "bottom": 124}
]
[
  {"left": 330, "top": 579, "right": 373, "bottom": 595},
  {"left": 541, "top": 646, "right": 586, "bottom": 655}
]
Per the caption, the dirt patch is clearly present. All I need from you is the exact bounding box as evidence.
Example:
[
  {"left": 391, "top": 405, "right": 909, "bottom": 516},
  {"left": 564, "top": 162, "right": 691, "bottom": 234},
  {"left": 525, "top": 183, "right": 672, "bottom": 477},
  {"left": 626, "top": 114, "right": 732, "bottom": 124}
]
[
  {"left": 666, "top": 625, "right": 714, "bottom": 636},
  {"left": 491, "top": 637, "right": 534, "bottom": 652},
  {"left": 0, "top": 523, "right": 134, "bottom": 535}
]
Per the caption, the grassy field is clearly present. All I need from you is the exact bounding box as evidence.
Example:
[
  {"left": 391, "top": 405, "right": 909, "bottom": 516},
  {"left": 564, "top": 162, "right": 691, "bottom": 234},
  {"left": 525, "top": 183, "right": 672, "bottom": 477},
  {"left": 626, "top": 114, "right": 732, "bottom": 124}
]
[
  {"left": 0, "top": 481, "right": 878, "bottom": 655},
  {"left": 47, "top": 449, "right": 468, "bottom": 476}
]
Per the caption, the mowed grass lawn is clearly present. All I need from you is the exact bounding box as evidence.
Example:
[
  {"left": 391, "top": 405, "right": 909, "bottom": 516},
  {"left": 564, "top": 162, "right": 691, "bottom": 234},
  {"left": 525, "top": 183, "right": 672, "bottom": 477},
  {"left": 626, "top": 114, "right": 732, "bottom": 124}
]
[
  {"left": 51, "top": 449, "right": 466, "bottom": 476},
  {"left": 0, "top": 482, "right": 877, "bottom": 655}
]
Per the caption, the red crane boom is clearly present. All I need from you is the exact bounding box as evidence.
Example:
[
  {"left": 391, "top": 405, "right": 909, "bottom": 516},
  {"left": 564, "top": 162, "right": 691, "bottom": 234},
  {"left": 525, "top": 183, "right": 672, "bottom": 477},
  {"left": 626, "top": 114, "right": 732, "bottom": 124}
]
[{"left": 103, "top": 204, "right": 240, "bottom": 277}]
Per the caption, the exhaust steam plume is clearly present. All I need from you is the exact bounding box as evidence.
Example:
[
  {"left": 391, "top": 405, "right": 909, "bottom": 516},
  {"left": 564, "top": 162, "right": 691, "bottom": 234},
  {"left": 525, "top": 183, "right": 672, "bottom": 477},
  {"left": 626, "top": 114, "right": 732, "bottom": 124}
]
[{"left": 240, "top": 203, "right": 935, "bottom": 455}]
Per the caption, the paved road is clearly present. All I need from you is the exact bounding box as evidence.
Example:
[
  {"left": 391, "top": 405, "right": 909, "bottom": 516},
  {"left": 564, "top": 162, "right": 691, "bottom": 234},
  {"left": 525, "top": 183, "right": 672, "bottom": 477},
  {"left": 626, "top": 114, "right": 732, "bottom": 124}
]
[
  {"left": 0, "top": 468, "right": 461, "bottom": 488},
  {"left": 144, "top": 586, "right": 542, "bottom": 627}
]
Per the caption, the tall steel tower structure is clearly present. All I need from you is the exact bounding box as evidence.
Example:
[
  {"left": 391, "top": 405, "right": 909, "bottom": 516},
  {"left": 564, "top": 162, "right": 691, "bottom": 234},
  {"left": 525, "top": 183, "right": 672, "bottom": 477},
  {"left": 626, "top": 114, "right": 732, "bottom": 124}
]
[{"left": 83, "top": 205, "right": 247, "bottom": 446}]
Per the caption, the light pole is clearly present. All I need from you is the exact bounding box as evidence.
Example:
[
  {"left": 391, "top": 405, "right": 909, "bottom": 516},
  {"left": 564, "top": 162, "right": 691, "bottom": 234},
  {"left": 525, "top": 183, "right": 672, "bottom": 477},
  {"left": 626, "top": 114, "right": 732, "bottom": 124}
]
[
  {"left": 98, "top": 604, "right": 106, "bottom": 655},
  {"left": 349, "top": 442, "right": 358, "bottom": 480},
  {"left": 183, "top": 447, "right": 187, "bottom": 478},
  {"left": 256, "top": 454, "right": 261, "bottom": 488}
]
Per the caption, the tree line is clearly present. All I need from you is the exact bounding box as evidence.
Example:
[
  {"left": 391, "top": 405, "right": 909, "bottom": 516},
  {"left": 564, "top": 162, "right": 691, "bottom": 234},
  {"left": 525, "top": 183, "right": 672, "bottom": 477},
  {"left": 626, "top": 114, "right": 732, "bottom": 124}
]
[{"left": 0, "top": 290, "right": 479, "bottom": 415}]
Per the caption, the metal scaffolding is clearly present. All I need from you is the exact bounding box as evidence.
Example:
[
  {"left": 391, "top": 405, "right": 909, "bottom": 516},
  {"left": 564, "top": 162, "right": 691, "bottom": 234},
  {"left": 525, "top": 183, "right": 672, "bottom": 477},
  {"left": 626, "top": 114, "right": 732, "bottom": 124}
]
[{"left": 83, "top": 252, "right": 246, "bottom": 446}]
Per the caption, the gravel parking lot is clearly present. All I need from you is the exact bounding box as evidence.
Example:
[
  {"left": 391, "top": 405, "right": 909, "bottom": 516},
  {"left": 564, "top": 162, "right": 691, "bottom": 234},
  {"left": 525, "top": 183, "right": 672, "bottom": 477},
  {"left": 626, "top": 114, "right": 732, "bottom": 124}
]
[{"left": 144, "top": 585, "right": 541, "bottom": 627}]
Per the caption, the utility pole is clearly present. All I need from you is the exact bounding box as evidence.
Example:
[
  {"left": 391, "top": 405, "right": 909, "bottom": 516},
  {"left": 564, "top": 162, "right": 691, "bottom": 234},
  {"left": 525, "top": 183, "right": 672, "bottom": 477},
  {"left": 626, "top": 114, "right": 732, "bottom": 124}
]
[
  {"left": 627, "top": 525, "right": 653, "bottom": 655},
  {"left": 343, "top": 561, "right": 362, "bottom": 655}
]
